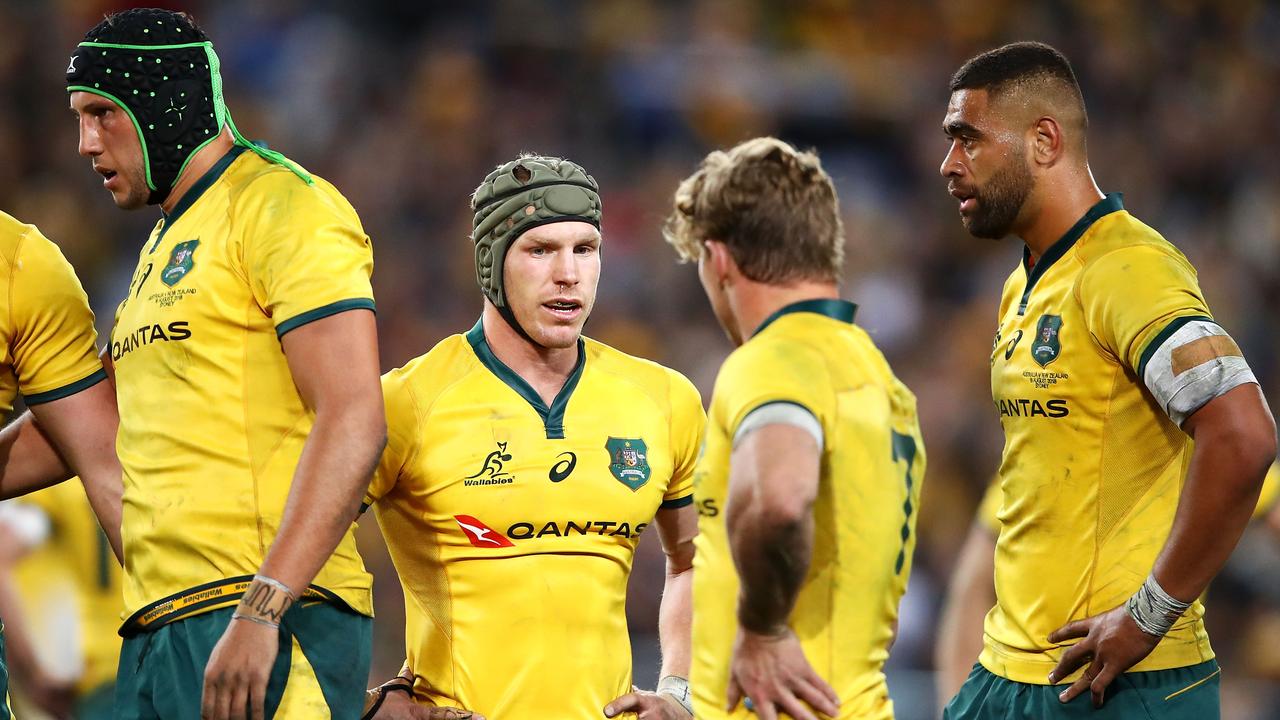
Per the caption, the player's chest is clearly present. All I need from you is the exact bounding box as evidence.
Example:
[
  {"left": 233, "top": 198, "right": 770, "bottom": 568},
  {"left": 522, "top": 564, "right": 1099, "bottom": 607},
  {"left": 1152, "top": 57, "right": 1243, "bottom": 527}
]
[
  {"left": 989, "top": 275, "right": 1105, "bottom": 419},
  {"left": 111, "top": 220, "right": 247, "bottom": 358},
  {"left": 405, "top": 409, "right": 672, "bottom": 534}
]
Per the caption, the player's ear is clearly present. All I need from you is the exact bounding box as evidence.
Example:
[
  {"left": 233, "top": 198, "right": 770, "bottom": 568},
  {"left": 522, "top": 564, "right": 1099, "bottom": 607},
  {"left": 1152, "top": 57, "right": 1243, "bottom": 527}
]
[
  {"left": 704, "top": 240, "right": 736, "bottom": 285},
  {"left": 1031, "top": 116, "right": 1064, "bottom": 167}
]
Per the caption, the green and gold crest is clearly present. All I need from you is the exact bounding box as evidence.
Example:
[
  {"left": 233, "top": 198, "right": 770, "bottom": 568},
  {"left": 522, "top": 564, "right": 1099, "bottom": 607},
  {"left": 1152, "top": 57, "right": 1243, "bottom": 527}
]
[
  {"left": 606, "top": 437, "right": 650, "bottom": 491},
  {"left": 161, "top": 239, "right": 199, "bottom": 287},
  {"left": 1031, "top": 314, "right": 1063, "bottom": 367}
]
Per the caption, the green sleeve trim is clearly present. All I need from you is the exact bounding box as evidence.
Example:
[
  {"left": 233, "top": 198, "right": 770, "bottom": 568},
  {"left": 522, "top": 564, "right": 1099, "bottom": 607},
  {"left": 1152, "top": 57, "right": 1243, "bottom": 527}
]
[
  {"left": 24, "top": 368, "right": 109, "bottom": 406},
  {"left": 275, "top": 298, "right": 376, "bottom": 338},
  {"left": 1135, "top": 315, "right": 1215, "bottom": 378},
  {"left": 66, "top": 86, "right": 155, "bottom": 191},
  {"left": 659, "top": 494, "right": 694, "bottom": 510}
]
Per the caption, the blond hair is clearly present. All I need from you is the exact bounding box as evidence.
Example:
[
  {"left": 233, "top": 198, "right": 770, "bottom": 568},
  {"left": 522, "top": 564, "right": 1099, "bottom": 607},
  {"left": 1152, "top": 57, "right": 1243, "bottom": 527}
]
[{"left": 665, "top": 137, "right": 843, "bottom": 283}]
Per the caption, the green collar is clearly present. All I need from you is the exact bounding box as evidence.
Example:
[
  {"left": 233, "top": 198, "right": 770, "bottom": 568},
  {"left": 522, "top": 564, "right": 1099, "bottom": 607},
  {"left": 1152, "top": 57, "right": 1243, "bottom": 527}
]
[
  {"left": 150, "top": 145, "right": 247, "bottom": 253},
  {"left": 466, "top": 318, "right": 586, "bottom": 440},
  {"left": 1018, "top": 192, "right": 1123, "bottom": 315},
  {"left": 753, "top": 298, "right": 858, "bottom": 338}
]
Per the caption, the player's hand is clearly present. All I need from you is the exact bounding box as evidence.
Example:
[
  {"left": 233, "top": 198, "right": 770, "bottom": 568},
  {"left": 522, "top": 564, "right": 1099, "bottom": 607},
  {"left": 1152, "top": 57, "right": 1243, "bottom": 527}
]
[
  {"left": 726, "top": 627, "right": 839, "bottom": 720},
  {"left": 604, "top": 685, "right": 690, "bottom": 719},
  {"left": 201, "top": 616, "right": 279, "bottom": 720},
  {"left": 1047, "top": 604, "right": 1160, "bottom": 708},
  {"left": 371, "top": 689, "right": 483, "bottom": 720}
]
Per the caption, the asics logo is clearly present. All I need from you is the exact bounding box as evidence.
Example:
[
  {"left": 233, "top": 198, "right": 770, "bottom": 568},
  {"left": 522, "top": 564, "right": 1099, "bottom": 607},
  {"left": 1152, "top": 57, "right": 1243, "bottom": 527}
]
[{"left": 1004, "top": 329, "right": 1024, "bottom": 360}]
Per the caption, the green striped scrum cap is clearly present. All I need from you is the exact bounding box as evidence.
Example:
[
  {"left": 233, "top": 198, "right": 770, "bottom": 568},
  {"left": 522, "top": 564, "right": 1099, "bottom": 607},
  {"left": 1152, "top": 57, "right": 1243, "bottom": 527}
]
[{"left": 470, "top": 156, "right": 602, "bottom": 307}]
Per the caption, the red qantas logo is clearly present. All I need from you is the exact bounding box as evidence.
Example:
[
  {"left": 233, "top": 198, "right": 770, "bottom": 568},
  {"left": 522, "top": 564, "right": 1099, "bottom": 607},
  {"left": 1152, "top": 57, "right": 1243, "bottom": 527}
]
[{"left": 453, "top": 515, "right": 514, "bottom": 548}]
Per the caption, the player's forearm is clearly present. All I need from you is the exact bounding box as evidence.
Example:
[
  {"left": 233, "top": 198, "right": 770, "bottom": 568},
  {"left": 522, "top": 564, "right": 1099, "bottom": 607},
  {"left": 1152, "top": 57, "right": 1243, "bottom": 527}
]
[
  {"left": 657, "top": 560, "right": 693, "bottom": 679},
  {"left": 0, "top": 412, "right": 73, "bottom": 500},
  {"left": 935, "top": 524, "right": 998, "bottom": 707},
  {"left": 257, "top": 405, "right": 386, "bottom": 593},
  {"left": 1152, "top": 422, "right": 1273, "bottom": 601},
  {"left": 729, "top": 502, "right": 813, "bottom": 634}
]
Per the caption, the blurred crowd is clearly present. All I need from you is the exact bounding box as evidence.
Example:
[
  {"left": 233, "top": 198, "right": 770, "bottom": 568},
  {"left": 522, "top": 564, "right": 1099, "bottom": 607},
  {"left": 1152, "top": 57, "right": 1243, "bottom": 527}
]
[{"left": 2, "top": 0, "right": 1278, "bottom": 718}]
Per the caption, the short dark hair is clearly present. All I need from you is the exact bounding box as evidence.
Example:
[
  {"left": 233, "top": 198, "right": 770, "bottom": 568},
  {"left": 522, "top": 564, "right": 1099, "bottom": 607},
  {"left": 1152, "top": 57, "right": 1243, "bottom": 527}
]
[{"left": 950, "top": 41, "right": 1081, "bottom": 98}]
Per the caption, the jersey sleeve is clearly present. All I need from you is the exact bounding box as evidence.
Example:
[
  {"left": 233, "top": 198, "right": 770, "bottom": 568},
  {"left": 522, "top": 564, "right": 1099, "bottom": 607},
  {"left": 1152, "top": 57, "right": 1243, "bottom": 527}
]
[
  {"left": 238, "top": 172, "right": 375, "bottom": 338},
  {"left": 661, "top": 370, "right": 705, "bottom": 508},
  {"left": 717, "top": 338, "right": 835, "bottom": 443},
  {"left": 364, "top": 368, "right": 419, "bottom": 509},
  {"left": 1076, "top": 244, "right": 1211, "bottom": 375},
  {"left": 9, "top": 229, "right": 106, "bottom": 404}
]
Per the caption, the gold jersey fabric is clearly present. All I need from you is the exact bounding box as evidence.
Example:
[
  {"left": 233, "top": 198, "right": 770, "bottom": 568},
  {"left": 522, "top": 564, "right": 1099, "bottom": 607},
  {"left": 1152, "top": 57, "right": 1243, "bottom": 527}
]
[
  {"left": 112, "top": 146, "right": 376, "bottom": 624},
  {"left": 0, "top": 211, "right": 105, "bottom": 412},
  {"left": 978, "top": 463, "right": 1280, "bottom": 533},
  {"left": 15, "top": 482, "right": 123, "bottom": 694},
  {"left": 690, "top": 300, "right": 926, "bottom": 720},
  {"left": 984, "top": 193, "right": 1221, "bottom": 684},
  {"left": 368, "top": 320, "right": 703, "bottom": 719}
]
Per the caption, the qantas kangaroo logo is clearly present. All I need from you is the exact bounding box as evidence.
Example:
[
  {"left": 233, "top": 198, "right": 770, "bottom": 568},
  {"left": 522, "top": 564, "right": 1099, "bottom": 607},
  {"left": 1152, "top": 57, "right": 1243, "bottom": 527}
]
[{"left": 453, "top": 515, "right": 514, "bottom": 548}]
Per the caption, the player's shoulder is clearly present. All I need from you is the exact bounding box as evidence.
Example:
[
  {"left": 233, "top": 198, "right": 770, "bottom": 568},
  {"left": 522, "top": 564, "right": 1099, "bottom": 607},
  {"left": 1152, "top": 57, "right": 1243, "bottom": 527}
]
[
  {"left": 382, "top": 332, "right": 477, "bottom": 408},
  {"left": 0, "top": 211, "right": 43, "bottom": 267},
  {"left": 1076, "top": 208, "right": 1191, "bottom": 274},
  {"left": 583, "top": 335, "right": 701, "bottom": 408},
  {"left": 225, "top": 148, "right": 354, "bottom": 219}
]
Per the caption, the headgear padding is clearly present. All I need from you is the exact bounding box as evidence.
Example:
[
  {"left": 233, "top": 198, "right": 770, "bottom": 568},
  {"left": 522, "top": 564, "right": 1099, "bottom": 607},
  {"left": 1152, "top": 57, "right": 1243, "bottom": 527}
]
[
  {"left": 67, "top": 8, "right": 309, "bottom": 205},
  {"left": 470, "top": 156, "right": 602, "bottom": 308}
]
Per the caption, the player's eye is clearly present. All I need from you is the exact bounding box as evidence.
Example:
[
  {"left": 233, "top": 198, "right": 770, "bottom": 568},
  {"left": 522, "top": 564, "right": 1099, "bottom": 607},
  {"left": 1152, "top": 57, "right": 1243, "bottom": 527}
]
[
  {"left": 574, "top": 244, "right": 594, "bottom": 255},
  {"left": 530, "top": 246, "right": 546, "bottom": 256}
]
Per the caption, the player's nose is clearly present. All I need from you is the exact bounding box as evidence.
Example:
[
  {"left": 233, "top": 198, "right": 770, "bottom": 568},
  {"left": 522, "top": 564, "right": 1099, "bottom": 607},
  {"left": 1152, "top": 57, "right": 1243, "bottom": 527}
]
[
  {"left": 939, "top": 141, "right": 964, "bottom": 179},
  {"left": 78, "top": 121, "right": 102, "bottom": 158}
]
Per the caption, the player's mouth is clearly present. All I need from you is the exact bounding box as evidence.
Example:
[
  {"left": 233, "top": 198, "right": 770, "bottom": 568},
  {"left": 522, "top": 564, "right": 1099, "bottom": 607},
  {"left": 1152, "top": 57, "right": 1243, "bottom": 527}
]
[
  {"left": 542, "top": 298, "right": 582, "bottom": 321},
  {"left": 949, "top": 186, "right": 977, "bottom": 214},
  {"left": 96, "top": 166, "right": 119, "bottom": 190}
]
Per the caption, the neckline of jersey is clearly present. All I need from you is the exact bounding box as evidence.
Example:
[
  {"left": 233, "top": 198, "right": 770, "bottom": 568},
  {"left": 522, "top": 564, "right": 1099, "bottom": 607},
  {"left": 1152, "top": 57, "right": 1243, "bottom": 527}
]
[
  {"left": 753, "top": 298, "right": 858, "bottom": 338},
  {"left": 465, "top": 318, "right": 586, "bottom": 440},
  {"left": 149, "top": 145, "right": 249, "bottom": 253},
  {"left": 1017, "top": 192, "right": 1124, "bottom": 315}
]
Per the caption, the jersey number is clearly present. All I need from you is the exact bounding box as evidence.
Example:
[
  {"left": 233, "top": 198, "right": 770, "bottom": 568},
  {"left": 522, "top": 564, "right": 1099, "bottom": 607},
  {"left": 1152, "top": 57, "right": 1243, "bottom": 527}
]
[{"left": 890, "top": 430, "right": 917, "bottom": 575}]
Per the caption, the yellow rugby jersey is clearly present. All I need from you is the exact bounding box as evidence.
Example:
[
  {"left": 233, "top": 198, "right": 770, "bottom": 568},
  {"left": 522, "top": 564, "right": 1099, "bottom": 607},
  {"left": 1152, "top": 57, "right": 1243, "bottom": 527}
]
[
  {"left": 0, "top": 211, "right": 105, "bottom": 413},
  {"left": 112, "top": 146, "right": 376, "bottom": 629},
  {"left": 984, "top": 193, "right": 1226, "bottom": 683},
  {"left": 15, "top": 482, "right": 123, "bottom": 694},
  {"left": 691, "top": 300, "right": 926, "bottom": 720},
  {"left": 978, "top": 462, "right": 1280, "bottom": 534},
  {"left": 367, "top": 320, "right": 703, "bottom": 720}
]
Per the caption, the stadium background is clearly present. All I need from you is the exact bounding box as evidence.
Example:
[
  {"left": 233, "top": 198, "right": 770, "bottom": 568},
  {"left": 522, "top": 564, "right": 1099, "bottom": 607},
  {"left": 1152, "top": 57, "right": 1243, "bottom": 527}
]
[{"left": 1, "top": 0, "right": 1278, "bottom": 718}]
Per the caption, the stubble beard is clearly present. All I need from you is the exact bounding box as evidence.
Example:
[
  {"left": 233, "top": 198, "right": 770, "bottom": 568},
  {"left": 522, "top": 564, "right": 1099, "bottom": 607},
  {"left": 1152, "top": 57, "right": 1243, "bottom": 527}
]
[{"left": 964, "top": 155, "right": 1034, "bottom": 240}]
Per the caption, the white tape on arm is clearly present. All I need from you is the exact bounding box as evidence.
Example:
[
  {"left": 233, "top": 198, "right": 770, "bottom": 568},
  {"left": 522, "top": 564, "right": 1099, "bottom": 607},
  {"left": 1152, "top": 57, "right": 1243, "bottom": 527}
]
[
  {"left": 1142, "top": 320, "right": 1257, "bottom": 426},
  {"left": 733, "top": 401, "right": 824, "bottom": 452}
]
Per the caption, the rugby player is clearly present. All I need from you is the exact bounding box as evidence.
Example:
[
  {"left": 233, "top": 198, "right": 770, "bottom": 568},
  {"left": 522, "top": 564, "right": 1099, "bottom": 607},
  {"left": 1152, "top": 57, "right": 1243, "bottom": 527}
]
[
  {"left": 0, "top": 209, "right": 124, "bottom": 720},
  {"left": 666, "top": 137, "right": 927, "bottom": 720},
  {"left": 362, "top": 154, "right": 703, "bottom": 720},
  {"left": 934, "top": 464, "right": 1280, "bottom": 714},
  {"left": 67, "top": 9, "right": 384, "bottom": 719},
  {"left": 0, "top": 481, "right": 124, "bottom": 719},
  {"left": 939, "top": 41, "right": 1276, "bottom": 717}
]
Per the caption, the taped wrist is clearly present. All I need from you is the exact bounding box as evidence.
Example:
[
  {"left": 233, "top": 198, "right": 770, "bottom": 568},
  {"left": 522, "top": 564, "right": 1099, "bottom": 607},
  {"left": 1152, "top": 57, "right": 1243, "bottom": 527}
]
[
  {"left": 231, "top": 575, "right": 295, "bottom": 629},
  {"left": 361, "top": 676, "right": 413, "bottom": 720},
  {"left": 657, "top": 675, "right": 693, "bottom": 716},
  {"left": 1126, "top": 574, "right": 1191, "bottom": 638}
]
